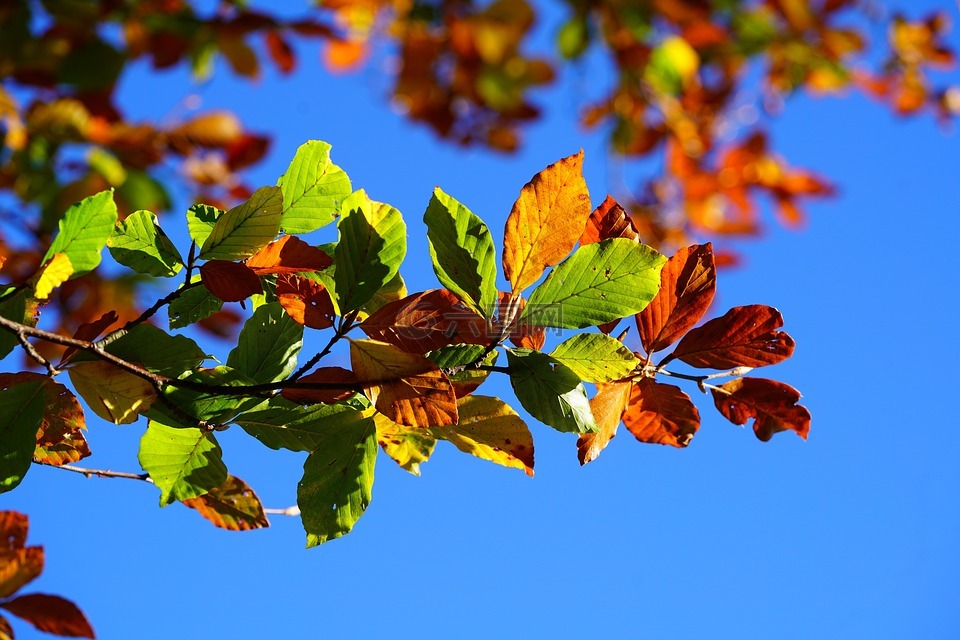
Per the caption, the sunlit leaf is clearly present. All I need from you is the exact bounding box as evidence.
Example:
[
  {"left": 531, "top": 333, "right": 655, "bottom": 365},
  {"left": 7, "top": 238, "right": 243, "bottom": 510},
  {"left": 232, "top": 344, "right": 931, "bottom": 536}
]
[
  {"left": 0, "top": 547, "right": 43, "bottom": 599},
  {"left": 182, "top": 475, "right": 270, "bottom": 531},
  {"left": 360, "top": 289, "right": 486, "bottom": 354},
  {"left": 31, "top": 253, "right": 73, "bottom": 300},
  {"left": 505, "top": 348, "right": 597, "bottom": 434},
  {"left": 550, "top": 333, "right": 639, "bottom": 382},
  {"left": 138, "top": 421, "right": 228, "bottom": 506},
  {"left": 246, "top": 235, "right": 332, "bottom": 275},
  {"left": 711, "top": 377, "right": 810, "bottom": 441},
  {"left": 186, "top": 204, "right": 223, "bottom": 248},
  {"left": 107, "top": 209, "right": 183, "bottom": 277},
  {"left": 227, "top": 302, "right": 303, "bottom": 384},
  {"left": 373, "top": 413, "right": 436, "bottom": 476},
  {"left": 622, "top": 378, "right": 700, "bottom": 448},
  {"left": 0, "top": 594, "right": 94, "bottom": 639},
  {"left": 276, "top": 274, "right": 336, "bottom": 329},
  {"left": 68, "top": 361, "right": 156, "bottom": 425},
  {"left": 669, "top": 305, "right": 795, "bottom": 369},
  {"left": 199, "top": 186, "right": 282, "bottom": 260},
  {"left": 0, "top": 379, "right": 45, "bottom": 493},
  {"left": 579, "top": 195, "right": 641, "bottom": 245},
  {"left": 577, "top": 381, "right": 632, "bottom": 465},
  {"left": 278, "top": 140, "right": 352, "bottom": 233},
  {"left": 43, "top": 190, "right": 117, "bottom": 276},
  {"left": 361, "top": 271, "right": 407, "bottom": 316}
]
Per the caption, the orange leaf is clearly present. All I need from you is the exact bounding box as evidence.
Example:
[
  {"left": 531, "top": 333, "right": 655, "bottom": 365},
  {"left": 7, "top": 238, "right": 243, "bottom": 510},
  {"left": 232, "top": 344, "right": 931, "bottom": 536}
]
[
  {"left": 637, "top": 243, "right": 716, "bottom": 355},
  {"left": 502, "top": 150, "right": 592, "bottom": 292},
  {"left": 711, "top": 377, "right": 810, "bottom": 441},
  {"left": 577, "top": 381, "right": 632, "bottom": 465},
  {"left": 200, "top": 260, "right": 263, "bottom": 302},
  {"left": 350, "top": 339, "right": 458, "bottom": 428},
  {"left": 670, "top": 304, "right": 795, "bottom": 369},
  {"left": 276, "top": 274, "right": 336, "bottom": 329},
  {"left": 0, "top": 594, "right": 94, "bottom": 638},
  {"left": 621, "top": 378, "right": 700, "bottom": 448},
  {"left": 246, "top": 235, "right": 332, "bottom": 275},
  {"left": 0, "top": 512, "right": 27, "bottom": 551},
  {"left": 182, "top": 475, "right": 270, "bottom": 531},
  {"left": 0, "top": 547, "right": 43, "bottom": 598},
  {"left": 0, "top": 373, "right": 88, "bottom": 467},
  {"left": 495, "top": 292, "right": 545, "bottom": 350},
  {"left": 281, "top": 367, "right": 358, "bottom": 405},
  {"left": 360, "top": 289, "right": 487, "bottom": 354},
  {"left": 324, "top": 39, "right": 367, "bottom": 73},
  {"left": 579, "top": 195, "right": 641, "bottom": 245},
  {"left": 59, "top": 310, "right": 118, "bottom": 366}
]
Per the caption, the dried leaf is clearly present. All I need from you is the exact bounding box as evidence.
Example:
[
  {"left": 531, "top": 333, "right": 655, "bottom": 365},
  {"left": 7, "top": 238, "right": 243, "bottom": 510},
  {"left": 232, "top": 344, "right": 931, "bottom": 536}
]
[
  {"left": 670, "top": 304, "right": 795, "bottom": 369},
  {"left": 245, "top": 235, "right": 332, "bottom": 275},
  {"left": 360, "top": 289, "right": 486, "bottom": 354},
  {"left": 579, "top": 195, "right": 641, "bottom": 245},
  {"left": 0, "top": 512, "right": 27, "bottom": 551},
  {"left": 200, "top": 260, "right": 263, "bottom": 302},
  {"left": 711, "top": 377, "right": 810, "bottom": 441},
  {"left": 182, "top": 475, "right": 270, "bottom": 531},
  {"left": 0, "top": 594, "right": 94, "bottom": 638},
  {"left": 577, "top": 381, "right": 631, "bottom": 465},
  {"left": 0, "top": 547, "right": 43, "bottom": 599},
  {"left": 622, "top": 378, "right": 700, "bottom": 448},
  {"left": 373, "top": 414, "right": 436, "bottom": 476}
]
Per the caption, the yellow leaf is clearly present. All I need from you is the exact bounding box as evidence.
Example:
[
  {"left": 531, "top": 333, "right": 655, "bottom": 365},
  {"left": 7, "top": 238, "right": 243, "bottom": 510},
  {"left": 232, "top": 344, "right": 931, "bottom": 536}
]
[
  {"left": 68, "top": 361, "right": 156, "bottom": 424},
  {"left": 502, "top": 150, "right": 592, "bottom": 292},
  {"left": 661, "top": 36, "right": 699, "bottom": 86},
  {"left": 373, "top": 413, "right": 436, "bottom": 476},
  {"left": 32, "top": 253, "right": 73, "bottom": 300},
  {"left": 350, "top": 339, "right": 458, "bottom": 428}
]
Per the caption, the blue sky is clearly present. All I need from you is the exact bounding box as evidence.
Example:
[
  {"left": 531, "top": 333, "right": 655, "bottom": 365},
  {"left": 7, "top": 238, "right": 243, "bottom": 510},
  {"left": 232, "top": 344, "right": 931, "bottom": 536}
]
[{"left": 5, "top": 1, "right": 960, "bottom": 638}]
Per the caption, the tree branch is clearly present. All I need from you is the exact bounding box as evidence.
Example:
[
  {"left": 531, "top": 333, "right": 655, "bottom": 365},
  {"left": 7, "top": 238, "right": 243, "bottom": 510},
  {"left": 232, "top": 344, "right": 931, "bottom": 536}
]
[{"left": 99, "top": 280, "right": 203, "bottom": 347}]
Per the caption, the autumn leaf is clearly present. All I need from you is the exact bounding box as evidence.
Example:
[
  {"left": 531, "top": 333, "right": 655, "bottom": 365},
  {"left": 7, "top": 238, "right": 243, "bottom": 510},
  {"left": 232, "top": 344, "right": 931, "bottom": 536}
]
[
  {"left": 621, "top": 378, "right": 700, "bottom": 448},
  {"left": 577, "top": 381, "right": 632, "bottom": 465},
  {"left": 31, "top": 253, "right": 73, "bottom": 300},
  {"left": 199, "top": 259, "right": 263, "bottom": 303},
  {"left": 637, "top": 243, "right": 716, "bottom": 355},
  {"left": 58, "top": 310, "right": 118, "bottom": 366},
  {"left": 276, "top": 274, "right": 336, "bottom": 329},
  {"left": 668, "top": 304, "right": 795, "bottom": 369},
  {"left": 0, "top": 594, "right": 95, "bottom": 638},
  {"left": 0, "top": 511, "right": 27, "bottom": 551},
  {"left": 502, "top": 150, "right": 592, "bottom": 292},
  {"left": 425, "top": 344, "right": 497, "bottom": 398},
  {"left": 43, "top": 190, "right": 117, "bottom": 276},
  {"left": 68, "top": 361, "right": 156, "bottom": 425},
  {"left": 711, "top": 377, "right": 810, "bottom": 441},
  {"left": 360, "top": 289, "right": 486, "bottom": 354},
  {"left": 0, "top": 546, "right": 43, "bottom": 598},
  {"left": 280, "top": 367, "right": 358, "bottom": 405},
  {"left": 182, "top": 475, "right": 270, "bottom": 531},
  {"left": 245, "top": 235, "right": 332, "bottom": 275},
  {"left": 0, "top": 373, "right": 88, "bottom": 467},
  {"left": 373, "top": 413, "right": 436, "bottom": 476},
  {"left": 579, "top": 195, "right": 641, "bottom": 245}
]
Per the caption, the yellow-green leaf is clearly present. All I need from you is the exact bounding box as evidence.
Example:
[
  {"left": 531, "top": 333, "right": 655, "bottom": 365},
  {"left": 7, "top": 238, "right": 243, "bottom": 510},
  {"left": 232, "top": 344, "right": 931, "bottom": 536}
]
[
  {"left": 199, "top": 186, "right": 282, "bottom": 260},
  {"left": 68, "top": 361, "right": 156, "bottom": 424},
  {"left": 551, "top": 333, "right": 639, "bottom": 382}
]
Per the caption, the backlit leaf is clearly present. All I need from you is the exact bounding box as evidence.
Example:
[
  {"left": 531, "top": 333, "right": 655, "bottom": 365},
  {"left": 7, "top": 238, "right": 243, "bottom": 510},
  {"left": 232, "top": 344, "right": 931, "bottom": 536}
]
[
  {"left": 360, "top": 289, "right": 486, "bottom": 354},
  {"left": 505, "top": 348, "right": 597, "bottom": 434},
  {"left": 238, "top": 397, "right": 370, "bottom": 453},
  {"left": 350, "top": 339, "right": 458, "bottom": 428},
  {"left": 68, "top": 361, "right": 156, "bottom": 425},
  {"left": 246, "top": 235, "right": 332, "bottom": 275},
  {"left": 43, "top": 190, "right": 117, "bottom": 276},
  {"left": 711, "top": 377, "right": 810, "bottom": 441},
  {"left": 0, "top": 594, "right": 94, "bottom": 639},
  {"left": 0, "top": 380, "right": 45, "bottom": 493},
  {"left": 182, "top": 475, "right": 270, "bottom": 531},
  {"left": 227, "top": 302, "right": 303, "bottom": 384},
  {"left": 577, "top": 381, "right": 632, "bottom": 465},
  {"left": 200, "top": 260, "right": 263, "bottom": 302},
  {"left": 298, "top": 414, "right": 376, "bottom": 547},
  {"left": 31, "top": 253, "right": 73, "bottom": 300},
  {"left": 551, "top": 333, "right": 639, "bottom": 382},
  {"left": 0, "top": 512, "right": 28, "bottom": 551},
  {"left": 107, "top": 209, "right": 183, "bottom": 277},
  {"left": 0, "top": 373, "right": 88, "bottom": 467},
  {"left": 199, "top": 186, "right": 282, "bottom": 260},
  {"left": 373, "top": 414, "right": 436, "bottom": 476},
  {"left": 425, "top": 343, "right": 498, "bottom": 397},
  {"left": 334, "top": 190, "right": 406, "bottom": 312},
  {"left": 186, "top": 204, "right": 223, "bottom": 247},
  {"left": 579, "top": 195, "right": 641, "bottom": 245},
  {"left": 637, "top": 243, "right": 716, "bottom": 354},
  {"left": 276, "top": 274, "right": 336, "bottom": 329},
  {"left": 361, "top": 271, "right": 407, "bottom": 316},
  {"left": 278, "top": 140, "right": 352, "bottom": 233},
  {"left": 524, "top": 238, "right": 666, "bottom": 328},
  {"left": 502, "top": 150, "right": 592, "bottom": 292},
  {"left": 0, "top": 547, "right": 43, "bottom": 599},
  {"left": 423, "top": 187, "right": 498, "bottom": 316},
  {"left": 279, "top": 367, "right": 357, "bottom": 405},
  {"left": 138, "top": 421, "right": 228, "bottom": 506},
  {"left": 622, "top": 378, "right": 700, "bottom": 448},
  {"left": 168, "top": 278, "right": 223, "bottom": 329},
  {"left": 670, "top": 305, "right": 795, "bottom": 369}
]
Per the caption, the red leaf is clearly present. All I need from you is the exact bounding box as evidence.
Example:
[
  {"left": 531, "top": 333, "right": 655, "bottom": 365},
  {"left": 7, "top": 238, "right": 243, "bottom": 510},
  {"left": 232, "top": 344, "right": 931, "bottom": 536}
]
[
  {"left": 265, "top": 31, "right": 296, "bottom": 74},
  {"left": 361, "top": 290, "right": 487, "bottom": 354},
  {"left": 0, "top": 512, "right": 27, "bottom": 551},
  {"left": 182, "top": 475, "right": 270, "bottom": 531},
  {"left": 579, "top": 195, "right": 641, "bottom": 245},
  {"left": 711, "top": 377, "right": 810, "bottom": 441},
  {"left": 276, "top": 275, "right": 335, "bottom": 329},
  {"left": 1, "top": 594, "right": 94, "bottom": 638},
  {"left": 246, "top": 236, "right": 332, "bottom": 275},
  {"left": 199, "top": 260, "right": 263, "bottom": 302},
  {"left": 621, "top": 378, "right": 700, "bottom": 448},
  {"left": 59, "top": 311, "right": 118, "bottom": 366},
  {"left": 637, "top": 243, "right": 716, "bottom": 354},
  {"left": 226, "top": 133, "right": 270, "bottom": 171},
  {"left": 669, "top": 304, "right": 795, "bottom": 369},
  {"left": 281, "top": 367, "right": 358, "bottom": 405}
]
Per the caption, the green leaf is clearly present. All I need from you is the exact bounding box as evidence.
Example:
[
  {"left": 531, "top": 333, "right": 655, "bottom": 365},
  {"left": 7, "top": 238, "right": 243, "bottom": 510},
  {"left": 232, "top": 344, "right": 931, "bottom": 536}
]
[
  {"left": 361, "top": 271, "right": 406, "bottom": 316},
  {"left": 425, "top": 343, "right": 498, "bottom": 394},
  {"left": 278, "top": 140, "right": 352, "bottom": 233},
  {"left": 74, "top": 325, "right": 205, "bottom": 376},
  {"left": 150, "top": 367, "right": 261, "bottom": 426},
  {"left": 226, "top": 302, "right": 303, "bottom": 384},
  {"left": 0, "top": 380, "right": 45, "bottom": 493},
  {"left": 524, "top": 238, "right": 666, "bottom": 329},
  {"left": 138, "top": 421, "right": 228, "bottom": 506},
  {"left": 551, "top": 333, "right": 640, "bottom": 382},
  {"left": 43, "top": 190, "right": 118, "bottom": 276},
  {"left": 168, "top": 278, "right": 223, "bottom": 329},
  {"left": 186, "top": 204, "right": 223, "bottom": 248},
  {"left": 0, "top": 291, "right": 28, "bottom": 360},
  {"left": 297, "top": 413, "right": 377, "bottom": 547},
  {"left": 334, "top": 190, "right": 407, "bottom": 312},
  {"left": 237, "top": 397, "right": 371, "bottom": 453},
  {"left": 199, "top": 186, "right": 282, "bottom": 260},
  {"left": 107, "top": 209, "right": 183, "bottom": 277},
  {"left": 505, "top": 348, "right": 597, "bottom": 434},
  {"left": 423, "top": 187, "right": 498, "bottom": 316}
]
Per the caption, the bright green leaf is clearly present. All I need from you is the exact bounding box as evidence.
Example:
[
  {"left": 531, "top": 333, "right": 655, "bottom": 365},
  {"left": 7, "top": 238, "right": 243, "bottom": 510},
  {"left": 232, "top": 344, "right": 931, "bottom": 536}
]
[
  {"left": 168, "top": 278, "right": 223, "bottom": 329},
  {"left": 226, "top": 302, "right": 303, "bottom": 384},
  {"left": 237, "top": 397, "right": 371, "bottom": 453},
  {"left": 150, "top": 367, "right": 261, "bottom": 426},
  {"left": 0, "top": 380, "right": 45, "bottom": 493},
  {"left": 75, "top": 325, "right": 205, "bottom": 376},
  {"left": 138, "top": 421, "right": 228, "bottom": 506},
  {"left": 278, "top": 140, "right": 352, "bottom": 233},
  {"left": 107, "top": 209, "right": 183, "bottom": 277},
  {"left": 551, "top": 333, "right": 640, "bottom": 382},
  {"left": 43, "top": 190, "right": 118, "bottom": 276},
  {"left": 186, "top": 204, "right": 222, "bottom": 248},
  {"left": 199, "top": 186, "right": 282, "bottom": 260},
  {"left": 505, "top": 348, "right": 597, "bottom": 434}
]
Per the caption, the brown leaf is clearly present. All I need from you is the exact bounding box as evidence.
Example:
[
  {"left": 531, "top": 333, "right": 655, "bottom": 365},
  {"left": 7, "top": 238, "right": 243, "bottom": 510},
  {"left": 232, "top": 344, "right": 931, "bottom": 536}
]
[
  {"left": 670, "top": 304, "right": 795, "bottom": 369},
  {"left": 496, "top": 292, "right": 545, "bottom": 350},
  {"left": 579, "top": 195, "right": 641, "bottom": 245},
  {"left": 276, "top": 274, "right": 336, "bottom": 329},
  {"left": 350, "top": 339, "right": 458, "bottom": 428},
  {"left": 0, "top": 512, "right": 27, "bottom": 552},
  {"left": 621, "top": 378, "right": 700, "bottom": 448},
  {"left": 577, "top": 381, "right": 632, "bottom": 465},
  {"left": 182, "top": 475, "right": 270, "bottom": 531},
  {"left": 711, "top": 377, "right": 810, "bottom": 441},
  {"left": 280, "top": 367, "right": 357, "bottom": 405},
  {"left": 502, "top": 150, "right": 592, "bottom": 292},
  {"left": 637, "top": 243, "right": 716, "bottom": 355},
  {"left": 0, "top": 547, "right": 43, "bottom": 599},
  {"left": 59, "top": 310, "right": 119, "bottom": 366},
  {"left": 67, "top": 361, "right": 156, "bottom": 425},
  {"left": 226, "top": 133, "right": 270, "bottom": 171},
  {"left": 0, "top": 594, "right": 94, "bottom": 638},
  {"left": 169, "top": 111, "right": 243, "bottom": 150},
  {"left": 361, "top": 289, "right": 486, "bottom": 354},
  {"left": 0, "top": 613, "right": 12, "bottom": 640},
  {"left": 0, "top": 373, "right": 88, "bottom": 467},
  {"left": 200, "top": 260, "right": 263, "bottom": 302},
  {"left": 265, "top": 31, "right": 296, "bottom": 74},
  {"left": 245, "top": 235, "right": 332, "bottom": 275}
]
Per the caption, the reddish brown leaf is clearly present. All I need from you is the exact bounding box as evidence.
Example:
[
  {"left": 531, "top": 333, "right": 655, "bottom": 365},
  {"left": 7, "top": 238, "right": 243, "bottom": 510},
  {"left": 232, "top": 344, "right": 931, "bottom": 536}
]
[
  {"left": 265, "top": 32, "right": 296, "bottom": 74},
  {"left": 170, "top": 111, "right": 243, "bottom": 149},
  {"left": 579, "top": 195, "right": 641, "bottom": 245},
  {"left": 276, "top": 274, "right": 336, "bottom": 329},
  {"left": 200, "top": 260, "right": 263, "bottom": 302},
  {"left": 0, "top": 512, "right": 27, "bottom": 551},
  {"left": 0, "top": 613, "right": 12, "bottom": 640},
  {"left": 350, "top": 339, "right": 458, "bottom": 428},
  {"left": 494, "top": 292, "right": 545, "bottom": 350},
  {"left": 0, "top": 594, "right": 94, "bottom": 638},
  {"left": 59, "top": 310, "right": 118, "bottom": 366},
  {"left": 637, "top": 243, "right": 716, "bottom": 354},
  {"left": 0, "top": 547, "right": 43, "bottom": 599},
  {"left": 0, "top": 373, "right": 89, "bottom": 467},
  {"left": 577, "top": 381, "right": 632, "bottom": 465},
  {"left": 281, "top": 367, "right": 358, "bottom": 405},
  {"left": 670, "top": 304, "right": 795, "bottom": 369},
  {"left": 361, "top": 289, "right": 487, "bottom": 354},
  {"left": 245, "top": 235, "right": 332, "bottom": 275},
  {"left": 226, "top": 133, "right": 270, "bottom": 171},
  {"left": 711, "top": 377, "right": 810, "bottom": 441},
  {"left": 621, "top": 378, "right": 700, "bottom": 448},
  {"left": 182, "top": 475, "right": 270, "bottom": 531}
]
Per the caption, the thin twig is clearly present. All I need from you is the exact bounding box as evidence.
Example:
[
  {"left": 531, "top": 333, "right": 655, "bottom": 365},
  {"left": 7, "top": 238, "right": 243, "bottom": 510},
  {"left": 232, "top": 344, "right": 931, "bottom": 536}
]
[
  {"left": 183, "top": 241, "right": 197, "bottom": 285},
  {"left": 99, "top": 280, "right": 203, "bottom": 346},
  {"left": 17, "top": 332, "right": 60, "bottom": 376},
  {"left": 290, "top": 309, "right": 358, "bottom": 381},
  {"left": 655, "top": 366, "right": 752, "bottom": 392}
]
